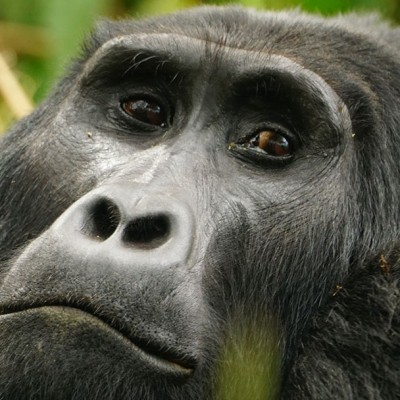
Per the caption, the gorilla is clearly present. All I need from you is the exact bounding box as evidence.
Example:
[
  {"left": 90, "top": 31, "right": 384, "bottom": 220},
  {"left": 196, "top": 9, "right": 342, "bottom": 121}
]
[{"left": 0, "top": 5, "right": 399, "bottom": 399}]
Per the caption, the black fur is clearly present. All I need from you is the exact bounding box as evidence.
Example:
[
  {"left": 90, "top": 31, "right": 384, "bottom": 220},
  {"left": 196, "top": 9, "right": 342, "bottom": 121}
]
[{"left": 0, "top": 6, "right": 399, "bottom": 399}]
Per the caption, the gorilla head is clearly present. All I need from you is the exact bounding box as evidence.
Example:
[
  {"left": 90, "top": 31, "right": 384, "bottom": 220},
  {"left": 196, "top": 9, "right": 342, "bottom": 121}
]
[{"left": 0, "top": 6, "right": 399, "bottom": 400}]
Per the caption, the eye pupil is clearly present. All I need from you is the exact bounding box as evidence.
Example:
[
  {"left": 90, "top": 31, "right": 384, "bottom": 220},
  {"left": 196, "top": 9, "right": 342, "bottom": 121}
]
[
  {"left": 251, "top": 130, "right": 290, "bottom": 157},
  {"left": 122, "top": 99, "right": 166, "bottom": 127}
]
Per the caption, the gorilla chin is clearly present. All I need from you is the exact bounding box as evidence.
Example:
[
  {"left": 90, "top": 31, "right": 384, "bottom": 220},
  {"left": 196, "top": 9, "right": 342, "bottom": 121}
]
[{"left": 0, "top": 5, "right": 399, "bottom": 400}]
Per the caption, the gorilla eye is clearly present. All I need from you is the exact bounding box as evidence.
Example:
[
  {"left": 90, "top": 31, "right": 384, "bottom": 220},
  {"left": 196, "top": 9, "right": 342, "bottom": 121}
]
[
  {"left": 229, "top": 127, "right": 295, "bottom": 166},
  {"left": 121, "top": 98, "right": 167, "bottom": 127},
  {"left": 248, "top": 130, "right": 291, "bottom": 157}
]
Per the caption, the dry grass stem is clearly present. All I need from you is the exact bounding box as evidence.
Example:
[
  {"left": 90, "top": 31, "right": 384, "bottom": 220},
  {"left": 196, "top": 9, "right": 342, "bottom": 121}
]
[{"left": 0, "top": 52, "right": 33, "bottom": 119}]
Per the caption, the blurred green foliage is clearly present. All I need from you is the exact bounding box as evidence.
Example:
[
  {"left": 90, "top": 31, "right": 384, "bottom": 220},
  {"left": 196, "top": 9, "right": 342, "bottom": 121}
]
[
  {"left": 0, "top": 0, "right": 399, "bottom": 130},
  {"left": 214, "top": 315, "right": 281, "bottom": 400}
]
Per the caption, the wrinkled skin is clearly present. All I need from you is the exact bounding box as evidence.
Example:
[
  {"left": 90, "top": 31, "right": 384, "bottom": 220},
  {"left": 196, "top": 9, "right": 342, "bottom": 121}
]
[{"left": 0, "top": 6, "right": 399, "bottom": 400}]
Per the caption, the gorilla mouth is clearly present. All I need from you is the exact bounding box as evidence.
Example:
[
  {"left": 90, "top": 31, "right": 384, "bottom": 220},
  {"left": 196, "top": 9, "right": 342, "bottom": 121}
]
[{"left": 0, "top": 305, "right": 196, "bottom": 376}]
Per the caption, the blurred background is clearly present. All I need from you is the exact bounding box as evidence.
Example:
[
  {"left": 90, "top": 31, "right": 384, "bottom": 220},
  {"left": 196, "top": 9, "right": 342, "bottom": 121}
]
[{"left": 0, "top": 0, "right": 399, "bottom": 133}]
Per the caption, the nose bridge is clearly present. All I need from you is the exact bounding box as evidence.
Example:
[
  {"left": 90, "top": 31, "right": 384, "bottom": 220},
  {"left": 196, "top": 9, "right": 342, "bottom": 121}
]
[
  {"left": 168, "top": 122, "right": 226, "bottom": 208},
  {"left": 171, "top": 126, "right": 222, "bottom": 181}
]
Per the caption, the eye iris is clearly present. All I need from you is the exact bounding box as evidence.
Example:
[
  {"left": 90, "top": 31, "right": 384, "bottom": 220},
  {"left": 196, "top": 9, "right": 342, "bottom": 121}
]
[
  {"left": 122, "top": 99, "right": 166, "bottom": 127},
  {"left": 251, "top": 130, "right": 290, "bottom": 157}
]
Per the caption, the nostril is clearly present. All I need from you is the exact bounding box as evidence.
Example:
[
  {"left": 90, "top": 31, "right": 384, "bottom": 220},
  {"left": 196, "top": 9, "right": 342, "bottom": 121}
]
[
  {"left": 123, "top": 214, "right": 171, "bottom": 249},
  {"left": 83, "top": 198, "right": 121, "bottom": 241}
]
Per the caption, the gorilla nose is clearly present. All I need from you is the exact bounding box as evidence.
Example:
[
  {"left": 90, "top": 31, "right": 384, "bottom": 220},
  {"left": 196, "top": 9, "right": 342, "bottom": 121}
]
[
  {"left": 53, "top": 184, "right": 195, "bottom": 268},
  {"left": 84, "top": 197, "right": 171, "bottom": 249}
]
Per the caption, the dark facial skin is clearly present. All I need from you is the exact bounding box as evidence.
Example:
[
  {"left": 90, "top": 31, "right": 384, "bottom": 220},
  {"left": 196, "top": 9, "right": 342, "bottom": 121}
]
[{"left": 0, "top": 6, "right": 399, "bottom": 400}]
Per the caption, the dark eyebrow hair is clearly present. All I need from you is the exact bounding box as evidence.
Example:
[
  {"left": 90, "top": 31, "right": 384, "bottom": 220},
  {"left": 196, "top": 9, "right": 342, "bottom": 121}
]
[
  {"left": 78, "top": 33, "right": 212, "bottom": 88},
  {"left": 81, "top": 46, "right": 186, "bottom": 88}
]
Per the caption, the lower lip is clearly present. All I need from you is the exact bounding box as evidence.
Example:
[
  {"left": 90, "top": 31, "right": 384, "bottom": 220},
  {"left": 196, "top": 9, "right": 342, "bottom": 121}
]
[{"left": 0, "top": 306, "right": 194, "bottom": 378}]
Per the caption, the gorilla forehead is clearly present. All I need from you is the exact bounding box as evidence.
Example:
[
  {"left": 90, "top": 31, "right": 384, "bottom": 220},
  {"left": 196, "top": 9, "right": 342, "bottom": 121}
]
[{"left": 88, "top": 7, "right": 394, "bottom": 65}]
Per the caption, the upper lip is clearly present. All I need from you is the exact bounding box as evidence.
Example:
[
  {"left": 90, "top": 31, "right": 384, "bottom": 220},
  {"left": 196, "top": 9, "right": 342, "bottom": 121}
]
[{"left": 0, "top": 301, "right": 197, "bottom": 373}]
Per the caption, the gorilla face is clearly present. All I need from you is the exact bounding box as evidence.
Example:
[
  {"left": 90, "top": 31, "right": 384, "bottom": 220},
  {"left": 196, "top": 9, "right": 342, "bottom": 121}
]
[{"left": 0, "top": 6, "right": 399, "bottom": 400}]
